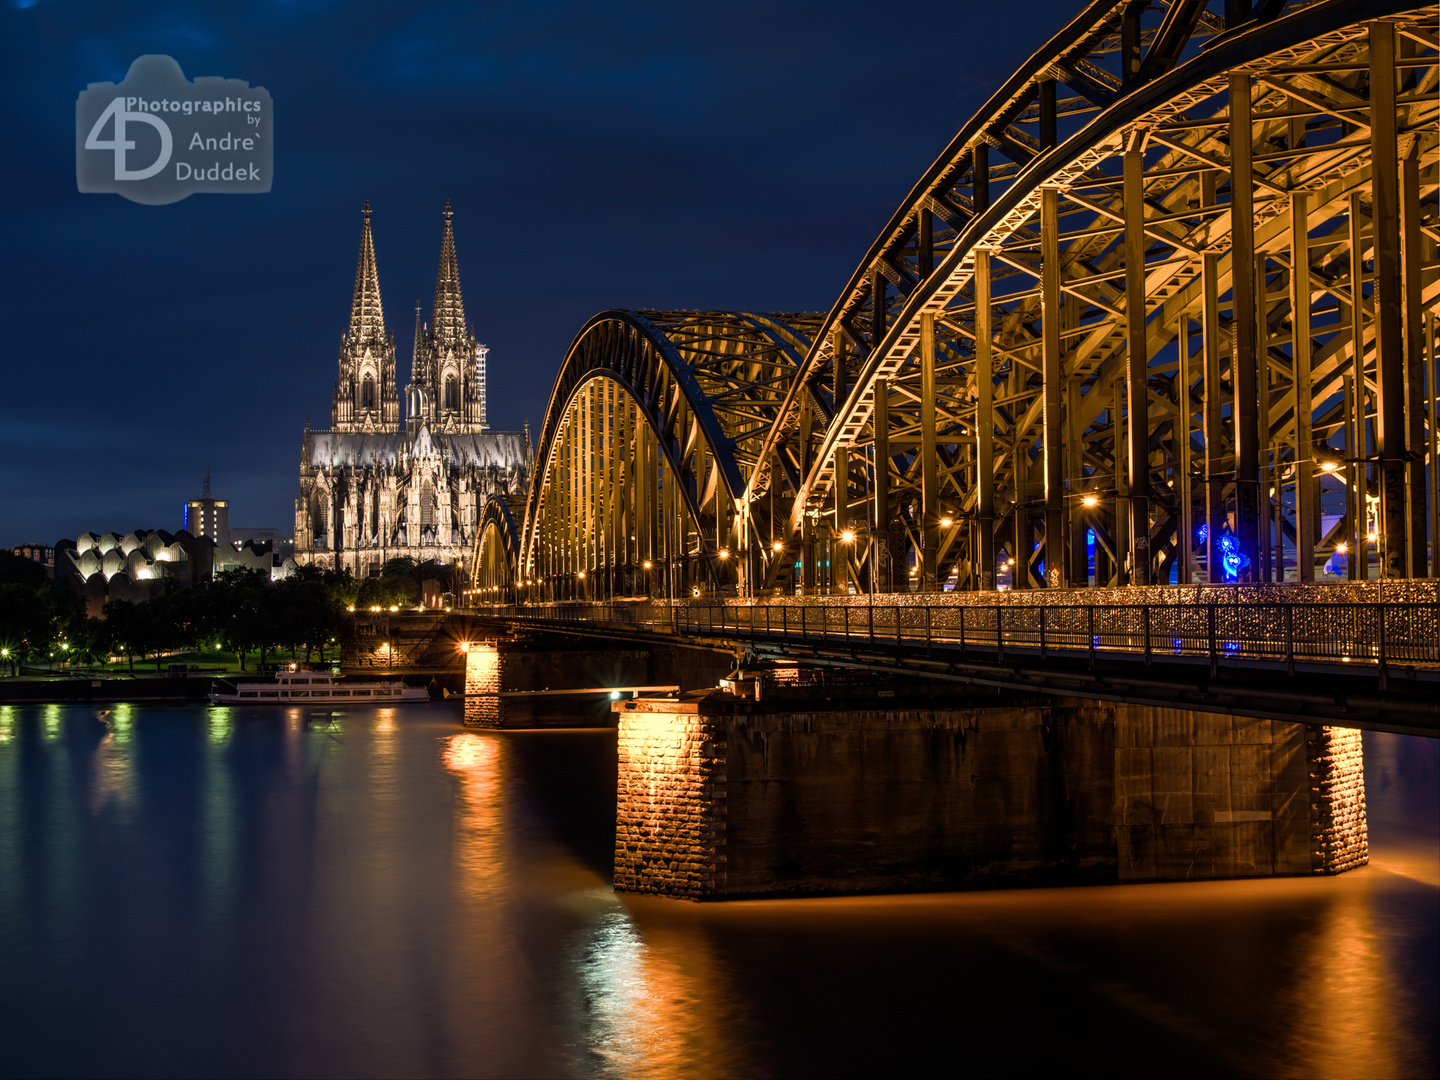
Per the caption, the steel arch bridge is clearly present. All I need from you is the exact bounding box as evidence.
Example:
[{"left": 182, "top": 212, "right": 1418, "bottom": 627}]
[{"left": 473, "top": 0, "right": 1439, "bottom": 602}]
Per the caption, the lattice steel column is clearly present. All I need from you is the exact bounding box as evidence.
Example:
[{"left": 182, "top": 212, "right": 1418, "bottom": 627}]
[
  {"left": 1124, "top": 138, "right": 1151, "bottom": 585},
  {"left": 873, "top": 377, "right": 893, "bottom": 593},
  {"left": 1291, "top": 192, "right": 1316, "bottom": 582},
  {"left": 1400, "top": 117, "right": 1429, "bottom": 575},
  {"left": 1041, "top": 187, "right": 1066, "bottom": 588},
  {"left": 921, "top": 311, "right": 939, "bottom": 591},
  {"left": 1370, "top": 21, "right": 1408, "bottom": 578},
  {"left": 1348, "top": 197, "right": 1368, "bottom": 580},
  {"left": 1202, "top": 254, "right": 1224, "bottom": 581},
  {"left": 976, "top": 250, "right": 996, "bottom": 590},
  {"left": 1229, "top": 72, "right": 1261, "bottom": 583}
]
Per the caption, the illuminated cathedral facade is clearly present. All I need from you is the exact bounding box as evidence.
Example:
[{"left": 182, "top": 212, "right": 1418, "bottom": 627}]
[{"left": 294, "top": 202, "right": 531, "bottom": 578}]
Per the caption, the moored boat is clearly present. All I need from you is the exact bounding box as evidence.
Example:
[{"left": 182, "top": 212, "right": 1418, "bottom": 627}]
[{"left": 207, "top": 669, "right": 428, "bottom": 705}]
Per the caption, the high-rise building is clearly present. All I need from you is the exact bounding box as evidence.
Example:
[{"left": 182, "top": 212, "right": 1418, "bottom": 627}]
[
  {"left": 293, "top": 202, "right": 530, "bottom": 578},
  {"left": 184, "top": 469, "right": 229, "bottom": 546}
]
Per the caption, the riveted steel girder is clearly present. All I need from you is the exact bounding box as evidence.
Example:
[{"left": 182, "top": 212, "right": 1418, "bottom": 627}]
[
  {"left": 512, "top": 310, "right": 819, "bottom": 599},
  {"left": 758, "top": 0, "right": 1439, "bottom": 592},
  {"left": 483, "top": 0, "right": 1440, "bottom": 602}
]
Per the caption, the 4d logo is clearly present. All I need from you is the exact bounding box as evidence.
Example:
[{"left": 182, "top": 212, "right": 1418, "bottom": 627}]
[{"left": 77, "top": 55, "right": 272, "bottom": 205}]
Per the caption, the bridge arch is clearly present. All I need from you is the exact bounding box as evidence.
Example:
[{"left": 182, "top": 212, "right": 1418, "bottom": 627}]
[
  {"left": 519, "top": 310, "right": 821, "bottom": 599},
  {"left": 746, "top": 0, "right": 1437, "bottom": 593},
  {"left": 468, "top": 496, "right": 521, "bottom": 601}
]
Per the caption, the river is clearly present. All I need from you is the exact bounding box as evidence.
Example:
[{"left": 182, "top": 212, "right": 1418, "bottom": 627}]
[{"left": 0, "top": 702, "right": 1434, "bottom": 1078}]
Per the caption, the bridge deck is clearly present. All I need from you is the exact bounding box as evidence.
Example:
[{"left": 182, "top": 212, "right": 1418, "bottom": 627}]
[{"left": 462, "top": 596, "right": 1440, "bottom": 737}]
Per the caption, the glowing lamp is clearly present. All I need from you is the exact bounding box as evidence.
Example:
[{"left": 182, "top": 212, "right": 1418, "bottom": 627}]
[
  {"left": 347, "top": 605, "right": 355, "bottom": 612},
  {"left": 643, "top": 560, "right": 653, "bottom": 569},
  {"left": 1335, "top": 542, "right": 1348, "bottom": 554},
  {"left": 1081, "top": 495, "right": 1099, "bottom": 508},
  {"left": 1319, "top": 460, "right": 1339, "bottom": 473},
  {"left": 718, "top": 549, "right": 730, "bottom": 560},
  {"left": 772, "top": 540, "right": 785, "bottom": 552},
  {"left": 458, "top": 641, "right": 470, "bottom": 653},
  {"left": 939, "top": 517, "right": 953, "bottom": 529},
  {"left": 577, "top": 571, "right": 586, "bottom": 579},
  {"left": 840, "top": 529, "right": 856, "bottom": 543},
  {"left": 609, "top": 691, "right": 621, "bottom": 700},
  {"left": 389, "top": 605, "right": 398, "bottom": 612}
]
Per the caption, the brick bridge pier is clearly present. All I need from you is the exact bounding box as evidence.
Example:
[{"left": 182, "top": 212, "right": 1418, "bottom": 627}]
[{"left": 463, "top": 637, "right": 1368, "bottom": 900}]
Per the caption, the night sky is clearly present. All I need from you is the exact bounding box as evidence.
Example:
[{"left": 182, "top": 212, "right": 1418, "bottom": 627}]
[{"left": 1, "top": 0, "right": 1077, "bottom": 547}]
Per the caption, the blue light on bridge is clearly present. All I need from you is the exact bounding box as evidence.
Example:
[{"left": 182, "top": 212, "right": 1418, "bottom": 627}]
[
  {"left": 1217, "top": 531, "right": 1248, "bottom": 582},
  {"left": 1197, "top": 522, "right": 1208, "bottom": 543}
]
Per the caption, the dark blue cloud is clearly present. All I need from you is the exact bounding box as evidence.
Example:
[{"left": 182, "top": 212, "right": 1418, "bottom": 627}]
[{"left": 0, "top": 0, "right": 1075, "bottom": 544}]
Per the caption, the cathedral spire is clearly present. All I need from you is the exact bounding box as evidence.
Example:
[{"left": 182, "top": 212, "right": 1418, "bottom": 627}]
[
  {"left": 431, "top": 200, "right": 467, "bottom": 346},
  {"left": 349, "top": 199, "right": 386, "bottom": 343}
]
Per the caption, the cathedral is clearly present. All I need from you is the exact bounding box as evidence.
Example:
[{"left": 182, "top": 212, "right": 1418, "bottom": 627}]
[{"left": 294, "top": 202, "right": 531, "bottom": 579}]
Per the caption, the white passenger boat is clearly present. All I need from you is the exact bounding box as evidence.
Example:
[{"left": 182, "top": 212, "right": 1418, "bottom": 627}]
[{"left": 207, "top": 669, "right": 429, "bottom": 705}]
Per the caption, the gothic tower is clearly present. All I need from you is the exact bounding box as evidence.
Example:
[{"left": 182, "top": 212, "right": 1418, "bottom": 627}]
[
  {"left": 332, "top": 201, "right": 399, "bottom": 432},
  {"left": 407, "top": 202, "right": 488, "bottom": 433}
]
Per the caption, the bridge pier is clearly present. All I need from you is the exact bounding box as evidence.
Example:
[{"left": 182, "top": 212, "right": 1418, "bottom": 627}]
[
  {"left": 613, "top": 687, "right": 1366, "bottom": 900},
  {"left": 462, "top": 634, "right": 733, "bottom": 729}
]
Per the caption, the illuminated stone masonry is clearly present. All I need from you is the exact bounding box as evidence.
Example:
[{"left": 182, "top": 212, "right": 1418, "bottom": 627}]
[
  {"left": 294, "top": 202, "right": 531, "bottom": 579},
  {"left": 613, "top": 690, "right": 1367, "bottom": 900}
]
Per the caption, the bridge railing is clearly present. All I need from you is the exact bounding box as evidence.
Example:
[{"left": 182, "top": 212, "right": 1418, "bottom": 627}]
[{"left": 471, "top": 599, "right": 1440, "bottom": 672}]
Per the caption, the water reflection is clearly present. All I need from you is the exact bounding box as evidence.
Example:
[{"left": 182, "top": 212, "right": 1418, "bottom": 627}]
[
  {"left": 0, "top": 707, "right": 1429, "bottom": 1079},
  {"left": 205, "top": 706, "right": 233, "bottom": 745},
  {"left": 89, "top": 701, "right": 137, "bottom": 816},
  {"left": 198, "top": 706, "right": 237, "bottom": 930},
  {"left": 578, "top": 904, "right": 759, "bottom": 1079},
  {"left": 441, "top": 731, "right": 505, "bottom": 899}
]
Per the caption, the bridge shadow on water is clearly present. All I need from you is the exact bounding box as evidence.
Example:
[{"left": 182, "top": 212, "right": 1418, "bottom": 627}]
[
  {"left": 488, "top": 718, "right": 1438, "bottom": 1080},
  {"left": 501, "top": 726, "right": 619, "bottom": 884}
]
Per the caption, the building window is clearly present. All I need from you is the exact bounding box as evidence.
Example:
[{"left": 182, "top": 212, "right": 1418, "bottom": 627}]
[
  {"left": 444, "top": 376, "right": 457, "bottom": 410},
  {"left": 362, "top": 375, "right": 376, "bottom": 409},
  {"left": 312, "top": 493, "right": 328, "bottom": 537}
]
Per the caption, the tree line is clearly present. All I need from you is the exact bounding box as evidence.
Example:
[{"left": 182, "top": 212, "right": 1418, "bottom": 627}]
[{"left": 0, "top": 553, "right": 452, "bottom": 675}]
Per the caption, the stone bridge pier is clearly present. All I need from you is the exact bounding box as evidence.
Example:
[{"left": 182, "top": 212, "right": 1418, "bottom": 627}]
[
  {"left": 612, "top": 685, "right": 1367, "bottom": 900},
  {"left": 461, "top": 628, "right": 734, "bottom": 728}
]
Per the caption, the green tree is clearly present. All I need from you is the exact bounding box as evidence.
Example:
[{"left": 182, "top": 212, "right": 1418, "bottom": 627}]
[
  {"left": 0, "top": 551, "right": 50, "bottom": 590},
  {"left": 103, "top": 599, "right": 164, "bottom": 673},
  {"left": 0, "top": 583, "right": 50, "bottom": 674}
]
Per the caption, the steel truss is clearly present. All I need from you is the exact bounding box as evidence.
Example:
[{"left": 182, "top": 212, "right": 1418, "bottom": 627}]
[
  {"left": 477, "top": 0, "right": 1440, "bottom": 599},
  {"left": 473, "top": 310, "right": 822, "bottom": 599}
]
